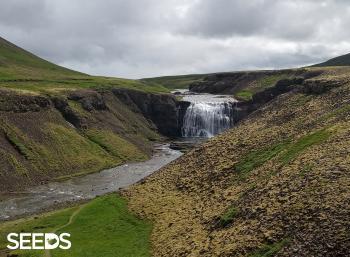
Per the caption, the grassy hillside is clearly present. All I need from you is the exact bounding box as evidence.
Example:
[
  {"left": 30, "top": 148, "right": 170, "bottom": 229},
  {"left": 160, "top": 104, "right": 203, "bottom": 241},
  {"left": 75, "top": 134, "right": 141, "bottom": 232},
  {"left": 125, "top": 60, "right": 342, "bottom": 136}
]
[
  {"left": 0, "top": 37, "right": 168, "bottom": 94},
  {"left": 0, "top": 37, "right": 83, "bottom": 79},
  {"left": 141, "top": 74, "right": 206, "bottom": 89},
  {"left": 0, "top": 194, "right": 152, "bottom": 257},
  {"left": 124, "top": 67, "right": 350, "bottom": 256},
  {"left": 313, "top": 52, "right": 350, "bottom": 67},
  {"left": 0, "top": 37, "right": 175, "bottom": 192}
]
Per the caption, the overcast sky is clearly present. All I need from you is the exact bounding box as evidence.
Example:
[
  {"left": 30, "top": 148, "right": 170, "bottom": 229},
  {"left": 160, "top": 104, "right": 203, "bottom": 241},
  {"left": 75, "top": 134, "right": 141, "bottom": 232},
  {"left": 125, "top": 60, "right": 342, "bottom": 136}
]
[{"left": 1, "top": 0, "right": 350, "bottom": 78}]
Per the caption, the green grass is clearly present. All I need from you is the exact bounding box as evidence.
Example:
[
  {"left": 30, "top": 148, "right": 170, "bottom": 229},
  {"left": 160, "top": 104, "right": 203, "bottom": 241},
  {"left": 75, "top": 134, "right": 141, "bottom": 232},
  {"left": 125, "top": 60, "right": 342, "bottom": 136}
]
[
  {"left": 141, "top": 74, "right": 206, "bottom": 89},
  {"left": 255, "top": 74, "right": 289, "bottom": 90},
  {"left": 249, "top": 239, "right": 290, "bottom": 257},
  {"left": 52, "top": 195, "right": 152, "bottom": 257},
  {"left": 235, "top": 90, "right": 253, "bottom": 101},
  {"left": 235, "top": 141, "right": 290, "bottom": 178},
  {"left": 279, "top": 129, "right": 331, "bottom": 165},
  {"left": 4, "top": 130, "right": 33, "bottom": 160},
  {"left": 0, "top": 121, "right": 122, "bottom": 177},
  {"left": 235, "top": 129, "right": 332, "bottom": 179},
  {"left": 218, "top": 206, "right": 238, "bottom": 227},
  {"left": 0, "top": 194, "right": 153, "bottom": 257},
  {"left": 0, "top": 207, "right": 78, "bottom": 251},
  {"left": 40, "top": 123, "right": 120, "bottom": 174}
]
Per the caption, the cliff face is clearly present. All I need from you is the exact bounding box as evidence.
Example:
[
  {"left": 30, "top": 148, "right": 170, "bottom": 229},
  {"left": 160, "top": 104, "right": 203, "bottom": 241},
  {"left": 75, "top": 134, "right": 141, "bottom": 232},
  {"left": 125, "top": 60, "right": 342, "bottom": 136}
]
[
  {"left": 112, "top": 88, "right": 183, "bottom": 138},
  {"left": 0, "top": 88, "right": 181, "bottom": 192},
  {"left": 124, "top": 68, "right": 350, "bottom": 257}
]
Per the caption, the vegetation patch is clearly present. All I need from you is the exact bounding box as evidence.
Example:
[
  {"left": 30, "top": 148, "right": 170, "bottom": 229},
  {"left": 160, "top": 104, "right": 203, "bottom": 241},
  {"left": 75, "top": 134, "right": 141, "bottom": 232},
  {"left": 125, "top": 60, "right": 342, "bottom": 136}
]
[
  {"left": 67, "top": 100, "right": 90, "bottom": 117},
  {"left": 235, "top": 141, "right": 290, "bottom": 178},
  {"left": 248, "top": 239, "right": 290, "bottom": 257},
  {"left": 279, "top": 129, "right": 331, "bottom": 165},
  {"left": 235, "top": 90, "right": 253, "bottom": 101},
  {"left": 235, "top": 129, "right": 331, "bottom": 179},
  {"left": 254, "top": 74, "right": 289, "bottom": 91},
  {"left": 218, "top": 206, "right": 239, "bottom": 227},
  {"left": 4, "top": 129, "right": 33, "bottom": 160},
  {"left": 42, "top": 124, "right": 118, "bottom": 174}
]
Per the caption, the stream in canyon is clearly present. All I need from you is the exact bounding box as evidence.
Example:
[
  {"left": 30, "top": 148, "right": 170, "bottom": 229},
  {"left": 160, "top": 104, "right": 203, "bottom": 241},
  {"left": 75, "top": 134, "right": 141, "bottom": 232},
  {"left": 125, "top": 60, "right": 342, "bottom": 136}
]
[
  {"left": 0, "top": 90, "right": 238, "bottom": 221},
  {"left": 0, "top": 144, "right": 181, "bottom": 220}
]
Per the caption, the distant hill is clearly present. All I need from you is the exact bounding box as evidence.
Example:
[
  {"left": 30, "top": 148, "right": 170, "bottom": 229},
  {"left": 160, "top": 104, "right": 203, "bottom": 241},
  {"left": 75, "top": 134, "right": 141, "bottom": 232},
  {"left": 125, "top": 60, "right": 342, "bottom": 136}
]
[
  {"left": 141, "top": 74, "right": 207, "bottom": 89},
  {"left": 313, "top": 53, "right": 350, "bottom": 67}
]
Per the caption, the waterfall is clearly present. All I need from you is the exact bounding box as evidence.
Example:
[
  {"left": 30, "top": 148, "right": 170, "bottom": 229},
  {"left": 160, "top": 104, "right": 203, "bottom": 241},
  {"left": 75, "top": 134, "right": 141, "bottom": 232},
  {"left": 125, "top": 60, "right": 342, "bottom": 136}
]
[{"left": 182, "top": 101, "right": 235, "bottom": 138}]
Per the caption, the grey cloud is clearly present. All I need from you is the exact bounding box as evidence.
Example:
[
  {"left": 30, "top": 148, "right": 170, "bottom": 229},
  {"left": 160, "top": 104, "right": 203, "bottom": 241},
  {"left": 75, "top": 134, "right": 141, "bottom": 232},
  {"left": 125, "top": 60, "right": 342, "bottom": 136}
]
[
  {"left": 0, "top": 0, "right": 349, "bottom": 78},
  {"left": 180, "top": 0, "right": 350, "bottom": 41}
]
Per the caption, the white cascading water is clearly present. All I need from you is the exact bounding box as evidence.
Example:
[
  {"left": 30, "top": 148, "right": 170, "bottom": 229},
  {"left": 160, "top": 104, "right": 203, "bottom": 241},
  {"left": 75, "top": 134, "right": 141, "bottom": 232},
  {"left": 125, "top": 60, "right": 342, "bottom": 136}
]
[{"left": 181, "top": 94, "right": 237, "bottom": 138}]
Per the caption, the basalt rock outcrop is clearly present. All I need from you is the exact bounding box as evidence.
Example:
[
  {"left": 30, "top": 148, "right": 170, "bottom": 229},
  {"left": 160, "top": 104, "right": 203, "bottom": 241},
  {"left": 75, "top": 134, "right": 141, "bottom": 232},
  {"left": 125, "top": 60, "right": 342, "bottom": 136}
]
[{"left": 112, "top": 88, "right": 188, "bottom": 138}]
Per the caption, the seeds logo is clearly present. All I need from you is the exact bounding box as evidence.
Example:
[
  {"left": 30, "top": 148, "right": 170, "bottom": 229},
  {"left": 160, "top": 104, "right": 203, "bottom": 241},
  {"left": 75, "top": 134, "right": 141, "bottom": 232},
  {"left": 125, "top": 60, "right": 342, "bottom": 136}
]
[{"left": 7, "top": 233, "right": 71, "bottom": 250}]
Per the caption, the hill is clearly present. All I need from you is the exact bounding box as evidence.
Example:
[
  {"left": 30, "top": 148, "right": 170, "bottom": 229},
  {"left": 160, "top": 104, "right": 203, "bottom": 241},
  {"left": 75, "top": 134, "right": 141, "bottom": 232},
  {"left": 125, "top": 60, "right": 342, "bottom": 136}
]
[
  {"left": 313, "top": 52, "right": 350, "bottom": 67},
  {"left": 0, "top": 36, "right": 167, "bottom": 94},
  {"left": 125, "top": 67, "right": 350, "bottom": 256},
  {"left": 0, "top": 37, "right": 84, "bottom": 79}
]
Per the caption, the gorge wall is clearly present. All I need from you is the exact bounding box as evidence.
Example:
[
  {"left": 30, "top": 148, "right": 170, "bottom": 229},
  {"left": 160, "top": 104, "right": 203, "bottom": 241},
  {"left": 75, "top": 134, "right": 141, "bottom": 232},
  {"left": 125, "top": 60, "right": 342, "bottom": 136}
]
[{"left": 0, "top": 88, "right": 183, "bottom": 193}]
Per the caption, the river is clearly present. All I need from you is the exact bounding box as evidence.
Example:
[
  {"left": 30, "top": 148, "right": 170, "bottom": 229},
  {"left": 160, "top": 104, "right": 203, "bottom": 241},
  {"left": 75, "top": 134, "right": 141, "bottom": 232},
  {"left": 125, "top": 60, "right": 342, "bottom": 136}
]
[{"left": 0, "top": 144, "right": 182, "bottom": 221}]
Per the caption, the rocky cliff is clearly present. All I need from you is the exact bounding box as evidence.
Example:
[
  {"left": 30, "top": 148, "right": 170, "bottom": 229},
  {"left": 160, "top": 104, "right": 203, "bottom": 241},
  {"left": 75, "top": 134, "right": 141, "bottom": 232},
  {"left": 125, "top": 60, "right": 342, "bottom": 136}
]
[{"left": 112, "top": 88, "right": 187, "bottom": 138}]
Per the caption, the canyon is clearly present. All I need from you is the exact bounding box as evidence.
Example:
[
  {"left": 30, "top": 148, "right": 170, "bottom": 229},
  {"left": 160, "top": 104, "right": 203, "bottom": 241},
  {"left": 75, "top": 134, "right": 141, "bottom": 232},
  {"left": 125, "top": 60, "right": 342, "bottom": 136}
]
[{"left": 1, "top": 36, "right": 350, "bottom": 257}]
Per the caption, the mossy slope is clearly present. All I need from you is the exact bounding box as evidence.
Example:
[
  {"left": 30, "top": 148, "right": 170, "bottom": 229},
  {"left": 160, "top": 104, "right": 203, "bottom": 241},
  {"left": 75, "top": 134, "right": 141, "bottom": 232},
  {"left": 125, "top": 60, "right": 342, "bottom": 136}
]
[{"left": 125, "top": 70, "right": 350, "bottom": 257}]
